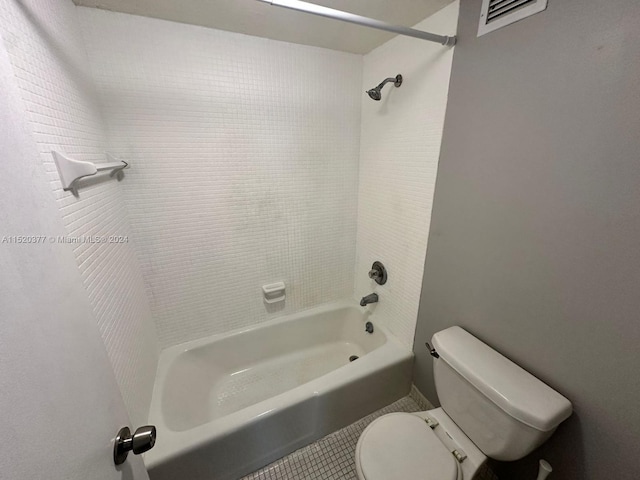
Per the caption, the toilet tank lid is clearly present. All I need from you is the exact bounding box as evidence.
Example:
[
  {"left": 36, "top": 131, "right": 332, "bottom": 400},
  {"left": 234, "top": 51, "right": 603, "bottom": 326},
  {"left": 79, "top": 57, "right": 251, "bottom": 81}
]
[{"left": 432, "top": 327, "right": 572, "bottom": 432}]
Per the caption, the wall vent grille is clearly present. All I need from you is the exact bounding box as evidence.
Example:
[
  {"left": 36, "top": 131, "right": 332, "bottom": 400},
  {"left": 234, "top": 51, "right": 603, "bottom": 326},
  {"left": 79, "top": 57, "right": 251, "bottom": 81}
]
[{"left": 477, "top": 0, "right": 548, "bottom": 37}]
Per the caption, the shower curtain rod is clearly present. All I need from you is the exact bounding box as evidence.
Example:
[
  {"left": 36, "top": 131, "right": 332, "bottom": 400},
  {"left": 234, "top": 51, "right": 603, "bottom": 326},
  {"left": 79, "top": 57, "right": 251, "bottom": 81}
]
[{"left": 256, "top": 0, "right": 457, "bottom": 47}]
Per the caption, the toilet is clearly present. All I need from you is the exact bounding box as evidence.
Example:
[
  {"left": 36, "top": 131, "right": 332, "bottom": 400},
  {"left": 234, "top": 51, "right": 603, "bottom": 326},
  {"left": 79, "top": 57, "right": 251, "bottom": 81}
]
[{"left": 355, "top": 326, "right": 572, "bottom": 480}]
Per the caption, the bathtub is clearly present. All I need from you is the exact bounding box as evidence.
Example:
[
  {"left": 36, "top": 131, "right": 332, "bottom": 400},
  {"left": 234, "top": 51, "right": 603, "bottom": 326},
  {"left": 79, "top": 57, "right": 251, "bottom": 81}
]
[{"left": 145, "top": 300, "right": 413, "bottom": 480}]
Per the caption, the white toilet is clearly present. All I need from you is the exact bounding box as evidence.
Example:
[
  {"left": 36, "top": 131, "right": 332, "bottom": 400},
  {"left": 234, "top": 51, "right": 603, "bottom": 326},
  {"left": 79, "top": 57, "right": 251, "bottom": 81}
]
[{"left": 355, "top": 326, "right": 572, "bottom": 480}]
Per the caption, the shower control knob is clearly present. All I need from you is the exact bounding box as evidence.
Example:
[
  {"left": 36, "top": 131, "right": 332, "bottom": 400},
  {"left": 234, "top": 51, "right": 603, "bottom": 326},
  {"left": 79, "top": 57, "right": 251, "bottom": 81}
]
[
  {"left": 113, "top": 425, "right": 157, "bottom": 465},
  {"left": 368, "top": 261, "right": 387, "bottom": 285}
]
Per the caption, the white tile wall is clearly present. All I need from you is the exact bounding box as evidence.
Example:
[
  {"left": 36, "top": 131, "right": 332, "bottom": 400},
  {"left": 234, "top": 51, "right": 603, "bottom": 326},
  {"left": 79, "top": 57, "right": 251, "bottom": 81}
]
[
  {"left": 0, "top": 0, "right": 158, "bottom": 427},
  {"left": 354, "top": 3, "right": 459, "bottom": 347},
  {"left": 78, "top": 9, "right": 363, "bottom": 348}
]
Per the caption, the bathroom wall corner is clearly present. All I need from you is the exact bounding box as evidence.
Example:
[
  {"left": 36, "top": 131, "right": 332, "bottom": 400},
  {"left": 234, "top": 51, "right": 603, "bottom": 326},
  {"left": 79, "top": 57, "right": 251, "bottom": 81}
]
[
  {"left": 354, "top": 2, "right": 459, "bottom": 348},
  {"left": 0, "top": 0, "right": 159, "bottom": 427}
]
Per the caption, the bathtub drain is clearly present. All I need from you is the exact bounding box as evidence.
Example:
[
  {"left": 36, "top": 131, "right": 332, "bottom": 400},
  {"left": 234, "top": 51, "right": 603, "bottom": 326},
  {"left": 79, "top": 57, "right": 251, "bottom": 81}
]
[{"left": 349, "top": 355, "right": 359, "bottom": 362}]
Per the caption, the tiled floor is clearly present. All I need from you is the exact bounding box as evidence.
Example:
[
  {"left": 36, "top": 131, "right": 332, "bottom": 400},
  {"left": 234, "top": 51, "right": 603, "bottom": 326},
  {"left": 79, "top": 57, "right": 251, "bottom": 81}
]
[
  {"left": 241, "top": 387, "right": 498, "bottom": 480},
  {"left": 240, "top": 395, "right": 424, "bottom": 480}
]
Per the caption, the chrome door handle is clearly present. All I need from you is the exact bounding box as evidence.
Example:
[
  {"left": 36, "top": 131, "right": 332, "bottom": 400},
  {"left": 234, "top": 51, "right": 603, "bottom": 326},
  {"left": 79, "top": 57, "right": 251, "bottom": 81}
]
[{"left": 114, "top": 425, "right": 157, "bottom": 465}]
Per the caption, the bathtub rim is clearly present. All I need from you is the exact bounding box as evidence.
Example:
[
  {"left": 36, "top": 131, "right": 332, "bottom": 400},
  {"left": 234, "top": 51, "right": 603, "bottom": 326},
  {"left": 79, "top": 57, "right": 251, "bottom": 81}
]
[{"left": 159, "top": 299, "right": 385, "bottom": 355}]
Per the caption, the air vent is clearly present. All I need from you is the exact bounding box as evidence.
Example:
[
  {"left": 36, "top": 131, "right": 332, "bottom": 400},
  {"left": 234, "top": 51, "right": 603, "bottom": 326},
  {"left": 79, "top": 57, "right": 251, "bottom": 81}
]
[{"left": 477, "top": 0, "right": 548, "bottom": 37}]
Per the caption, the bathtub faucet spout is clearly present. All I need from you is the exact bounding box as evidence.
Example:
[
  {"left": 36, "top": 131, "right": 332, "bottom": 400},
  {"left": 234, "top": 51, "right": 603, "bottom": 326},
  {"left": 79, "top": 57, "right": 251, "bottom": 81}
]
[{"left": 360, "top": 293, "right": 378, "bottom": 307}]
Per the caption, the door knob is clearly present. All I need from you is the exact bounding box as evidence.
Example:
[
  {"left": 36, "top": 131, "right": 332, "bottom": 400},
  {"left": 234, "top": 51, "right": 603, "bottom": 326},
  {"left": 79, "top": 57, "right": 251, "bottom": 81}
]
[{"left": 114, "top": 425, "right": 157, "bottom": 465}]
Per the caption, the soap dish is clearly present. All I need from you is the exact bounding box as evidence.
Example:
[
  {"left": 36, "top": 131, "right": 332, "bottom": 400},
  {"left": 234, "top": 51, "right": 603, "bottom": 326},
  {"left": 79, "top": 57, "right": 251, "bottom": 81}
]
[{"left": 262, "top": 282, "right": 285, "bottom": 304}]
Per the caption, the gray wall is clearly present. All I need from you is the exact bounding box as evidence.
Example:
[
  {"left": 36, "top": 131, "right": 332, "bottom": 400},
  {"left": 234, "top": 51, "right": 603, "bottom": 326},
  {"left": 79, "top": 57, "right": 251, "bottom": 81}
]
[{"left": 413, "top": 1, "right": 640, "bottom": 478}]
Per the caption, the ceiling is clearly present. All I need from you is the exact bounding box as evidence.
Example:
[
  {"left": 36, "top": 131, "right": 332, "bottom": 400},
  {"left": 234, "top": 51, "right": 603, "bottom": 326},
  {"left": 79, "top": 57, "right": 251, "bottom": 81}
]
[{"left": 72, "top": 0, "right": 454, "bottom": 54}]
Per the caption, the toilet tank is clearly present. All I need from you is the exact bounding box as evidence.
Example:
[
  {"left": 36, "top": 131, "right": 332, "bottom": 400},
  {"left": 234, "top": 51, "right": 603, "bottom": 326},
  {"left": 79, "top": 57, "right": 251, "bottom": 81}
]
[{"left": 431, "top": 327, "right": 572, "bottom": 461}]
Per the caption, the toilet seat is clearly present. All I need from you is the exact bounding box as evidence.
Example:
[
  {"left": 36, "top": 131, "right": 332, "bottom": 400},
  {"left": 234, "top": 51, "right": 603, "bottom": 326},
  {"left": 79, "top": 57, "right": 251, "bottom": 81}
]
[{"left": 355, "top": 413, "right": 461, "bottom": 480}]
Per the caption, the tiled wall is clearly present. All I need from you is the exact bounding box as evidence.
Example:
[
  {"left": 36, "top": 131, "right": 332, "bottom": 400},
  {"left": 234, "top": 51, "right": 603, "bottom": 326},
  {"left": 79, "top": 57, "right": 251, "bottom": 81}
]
[
  {"left": 78, "top": 9, "right": 363, "bottom": 348},
  {"left": 354, "top": 2, "right": 459, "bottom": 347},
  {"left": 0, "top": 0, "right": 158, "bottom": 426}
]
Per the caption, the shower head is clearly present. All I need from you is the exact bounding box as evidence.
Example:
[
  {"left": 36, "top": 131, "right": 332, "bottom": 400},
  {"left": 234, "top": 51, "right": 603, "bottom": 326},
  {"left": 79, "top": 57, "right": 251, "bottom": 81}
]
[
  {"left": 366, "top": 74, "right": 402, "bottom": 101},
  {"left": 367, "top": 88, "right": 382, "bottom": 101}
]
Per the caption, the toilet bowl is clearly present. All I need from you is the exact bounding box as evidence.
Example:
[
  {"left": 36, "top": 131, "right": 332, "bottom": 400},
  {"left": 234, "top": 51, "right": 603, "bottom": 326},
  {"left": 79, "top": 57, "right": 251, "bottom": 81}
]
[{"left": 355, "top": 327, "right": 572, "bottom": 480}]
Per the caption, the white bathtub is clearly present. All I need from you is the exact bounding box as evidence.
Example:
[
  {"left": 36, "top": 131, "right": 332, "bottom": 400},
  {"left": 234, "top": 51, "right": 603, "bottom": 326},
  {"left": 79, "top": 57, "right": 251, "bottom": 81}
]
[{"left": 145, "top": 300, "right": 413, "bottom": 480}]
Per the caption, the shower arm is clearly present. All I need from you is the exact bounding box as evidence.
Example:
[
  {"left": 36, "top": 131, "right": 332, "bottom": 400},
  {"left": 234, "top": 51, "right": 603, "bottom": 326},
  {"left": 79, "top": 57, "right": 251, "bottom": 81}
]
[
  {"left": 256, "top": 0, "right": 456, "bottom": 47},
  {"left": 376, "top": 77, "right": 398, "bottom": 90}
]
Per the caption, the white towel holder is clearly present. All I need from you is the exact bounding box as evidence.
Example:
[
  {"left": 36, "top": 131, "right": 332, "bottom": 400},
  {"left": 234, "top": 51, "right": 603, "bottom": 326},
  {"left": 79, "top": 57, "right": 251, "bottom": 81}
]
[{"left": 52, "top": 151, "right": 128, "bottom": 191}]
